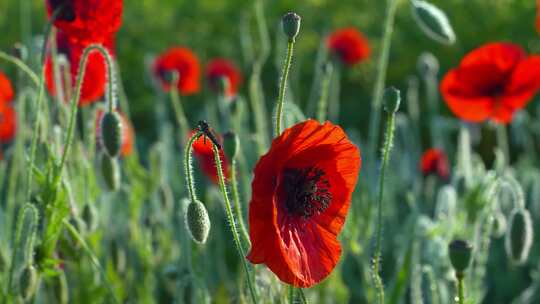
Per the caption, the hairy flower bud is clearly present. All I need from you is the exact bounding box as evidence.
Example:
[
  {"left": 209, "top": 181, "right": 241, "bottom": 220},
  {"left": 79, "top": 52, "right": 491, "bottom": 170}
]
[
  {"left": 282, "top": 12, "right": 301, "bottom": 42},
  {"left": 411, "top": 0, "right": 456, "bottom": 45},
  {"left": 101, "top": 154, "right": 120, "bottom": 191},
  {"left": 19, "top": 265, "right": 38, "bottom": 301},
  {"left": 505, "top": 208, "right": 533, "bottom": 265},
  {"left": 383, "top": 87, "right": 401, "bottom": 113},
  {"left": 185, "top": 200, "right": 211, "bottom": 244},
  {"left": 100, "top": 111, "right": 123, "bottom": 157},
  {"left": 448, "top": 239, "right": 473, "bottom": 275}
]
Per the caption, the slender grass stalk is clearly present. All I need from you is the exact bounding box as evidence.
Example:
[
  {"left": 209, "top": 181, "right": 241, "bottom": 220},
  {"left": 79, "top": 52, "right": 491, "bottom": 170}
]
[
  {"left": 372, "top": 108, "right": 398, "bottom": 304},
  {"left": 170, "top": 73, "right": 189, "bottom": 139},
  {"left": 275, "top": 40, "right": 295, "bottom": 136},
  {"left": 316, "top": 63, "right": 333, "bottom": 123},
  {"left": 367, "top": 0, "right": 399, "bottom": 165},
  {"left": 230, "top": 158, "right": 250, "bottom": 249},
  {"left": 211, "top": 144, "right": 258, "bottom": 304},
  {"left": 0, "top": 51, "right": 39, "bottom": 86}
]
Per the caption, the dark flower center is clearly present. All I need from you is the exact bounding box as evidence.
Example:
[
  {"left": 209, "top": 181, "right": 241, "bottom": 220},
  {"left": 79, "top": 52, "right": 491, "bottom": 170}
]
[
  {"left": 484, "top": 84, "right": 505, "bottom": 97},
  {"left": 49, "top": 0, "right": 76, "bottom": 22},
  {"left": 281, "top": 167, "right": 332, "bottom": 219}
]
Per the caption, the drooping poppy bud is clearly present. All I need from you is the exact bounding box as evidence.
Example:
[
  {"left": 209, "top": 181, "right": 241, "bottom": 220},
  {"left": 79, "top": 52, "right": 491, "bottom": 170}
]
[
  {"left": 383, "top": 87, "right": 401, "bottom": 113},
  {"left": 448, "top": 239, "right": 473, "bottom": 275},
  {"left": 185, "top": 200, "right": 211, "bottom": 244},
  {"left": 101, "top": 154, "right": 120, "bottom": 191},
  {"left": 100, "top": 111, "right": 123, "bottom": 157},
  {"left": 19, "top": 265, "right": 38, "bottom": 301},
  {"left": 411, "top": 0, "right": 456, "bottom": 45},
  {"left": 282, "top": 12, "right": 301, "bottom": 42},
  {"left": 222, "top": 131, "right": 239, "bottom": 161},
  {"left": 505, "top": 208, "right": 533, "bottom": 265}
]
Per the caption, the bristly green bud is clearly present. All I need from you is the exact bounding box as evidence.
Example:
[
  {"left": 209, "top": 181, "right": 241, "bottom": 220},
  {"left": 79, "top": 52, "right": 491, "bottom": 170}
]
[
  {"left": 282, "top": 12, "right": 301, "bottom": 42},
  {"left": 185, "top": 200, "right": 211, "bottom": 244},
  {"left": 100, "top": 111, "right": 123, "bottom": 157},
  {"left": 505, "top": 208, "right": 533, "bottom": 265},
  {"left": 411, "top": 0, "right": 456, "bottom": 45},
  {"left": 383, "top": 87, "right": 401, "bottom": 113},
  {"left": 19, "top": 265, "right": 38, "bottom": 301},
  {"left": 222, "top": 131, "right": 239, "bottom": 161},
  {"left": 82, "top": 203, "right": 98, "bottom": 233},
  {"left": 448, "top": 239, "right": 473, "bottom": 275},
  {"left": 101, "top": 154, "right": 121, "bottom": 191}
]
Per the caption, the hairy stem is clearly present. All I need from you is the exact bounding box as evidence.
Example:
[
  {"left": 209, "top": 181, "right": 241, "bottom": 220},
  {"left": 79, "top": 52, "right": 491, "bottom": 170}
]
[{"left": 275, "top": 40, "right": 295, "bottom": 137}]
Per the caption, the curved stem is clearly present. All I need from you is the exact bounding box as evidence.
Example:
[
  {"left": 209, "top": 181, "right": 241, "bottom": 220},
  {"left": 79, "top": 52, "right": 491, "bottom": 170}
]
[
  {"left": 230, "top": 159, "right": 250, "bottom": 249},
  {"left": 211, "top": 145, "right": 258, "bottom": 304},
  {"left": 184, "top": 132, "right": 202, "bottom": 203},
  {"left": 0, "top": 51, "right": 39, "bottom": 86},
  {"left": 275, "top": 40, "right": 295, "bottom": 137},
  {"left": 372, "top": 111, "right": 397, "bottom": 304}
]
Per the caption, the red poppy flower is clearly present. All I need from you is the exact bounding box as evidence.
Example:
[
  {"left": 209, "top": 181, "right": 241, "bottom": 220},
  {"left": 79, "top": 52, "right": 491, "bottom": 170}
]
[
  {"left": 45, "top": 34, "right": 114, "bottom": 106},
  {"left": 327, "top": 27, "right": 370, "bottom": 67},
  {"left": 206, "top": 58, "right": 242, "bottom": 97},
  {"left": 46, "top": 0, "right": 123, "bottom": 44},
  {"left": 420, "top": 148, "right": 449, "bottom": 179},
  {"left": 0, "top": 70, "right": 14, "bottom": 103},
  {"left": 247, "top": 120, "right": 361, "bottom": 287},
  {"left": 440, "top": 43, "right": 540, "bottom": 124},
  {"left": 190, "top": 130, "right": 229, "bottom": 184},
  {"left": 0, "top": 103, "right": 17, "bottom": 143},
  {"left": 95, "top": 109, "right": 135, "bottom": 157},
  {"left": 154, "top": 47, "right": 201, "bottom": 95}
]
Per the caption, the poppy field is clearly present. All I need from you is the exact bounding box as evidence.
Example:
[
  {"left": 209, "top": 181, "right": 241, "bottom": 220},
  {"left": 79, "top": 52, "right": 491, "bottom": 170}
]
[{"left": 1, "top": 0, "right": 540, "bottom": 303}]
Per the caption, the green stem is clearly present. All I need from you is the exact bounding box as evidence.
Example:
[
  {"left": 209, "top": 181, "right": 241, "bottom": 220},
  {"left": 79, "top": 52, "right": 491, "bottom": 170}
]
[
  {"left": 496, "top": 123, "right": 509, "bottom": 166},
  {"left": 211, "top": 145, "right": 258, "bottom": 304},
  {"left": 456, "top": 275, "right": 464, "bottom": 304},
  {"left": 0, "top": 51, "right": 39, "bottom": 86},
  {"left": 275, "top": 40, "right": 295, "bottom": 137},
  {"left": 367, "top": 0, "right": 399, "bottom": 165},
  {"left": 184, "top": 132, "right": 201, "bottom": 203},
  {"left": 230, "top": 159, "right": 250, "bottom": 249},
  {"left": 316, "top": 64, "right": 333, "bottom": 123},
  {"left": 372, "top": 110, "right": 397, "bottom": 304},
  {"left": 170, "top": 74, "right": 189, "bottom": 141},
  {"left": 63, "top": 219, "right": 120, "bottom": 304}
]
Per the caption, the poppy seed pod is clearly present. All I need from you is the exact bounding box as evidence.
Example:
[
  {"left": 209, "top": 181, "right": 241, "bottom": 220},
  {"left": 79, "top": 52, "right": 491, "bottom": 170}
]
[
  {"left": 82, "top": 203, "right": 98, "bottom": 232},
  {"left": 448, "top": 239, "right": 473, "bottom": 274},
  {"left": 185, "top": 200, "right": 211, "bottom": 244},
  {"left": 383, "top": 87, "right": 401, "bottom": 113},
  {"left": 411, "top": 0, "right": 456, "bottom": 45},
  {"left": 282, "top": 12, "right": 301, "bottom": 42},
  {"left": 19, "top": 265, "right": 38, "bottom": 301},
  {"left": 100, "top": 111, "right": 123, "bottom": 157},
  {"left": 101, "top": 154, "right": 120, "bottom": 191},
  {"left": 505, "top": 208, "right": 533, "bottom": 265},
  {"left": 222, "top": 131, "right": 239, "bottom": 161}
]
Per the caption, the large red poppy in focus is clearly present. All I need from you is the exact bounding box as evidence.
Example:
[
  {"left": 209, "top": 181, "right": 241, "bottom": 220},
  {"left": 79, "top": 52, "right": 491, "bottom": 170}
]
[
  {"left": 420, "top": 148, "right": 449, "bottom": 180},
  {"left": 0, "top": 70, "right": 14, "bottom": 103},
  {"left": 95, "top": 108, "right": 135, "bottom": 157},
  {"left": 247, "top": 120, "right": 361, "bottom": 287},
  {"left": 46, "top": 0, "right": 123, "bottom": 44},
  {"left": 206, "top": 58, "right": 242, "bottom": 97},
  {"left": 190, "top": 130, "right": 229, "bottom": 184},
  {"left": 154, "top": 47, "right": 201, "bottom": 95},
  {"left": 44, "top": 33, "right": 114, "bottom": 107},
  {"left": 327, "top": 27, "right": 370, "bottom": 67},
  {"left": 440, "top": 42, "right": 540, "bottom": 124},
  {"left": 0, "top": 103, "right": 16, "bottom": 143}
]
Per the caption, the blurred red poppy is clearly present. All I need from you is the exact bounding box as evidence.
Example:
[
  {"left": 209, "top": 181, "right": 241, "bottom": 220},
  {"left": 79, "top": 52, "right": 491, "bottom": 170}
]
[
  {"left": 45, "top": 0, "right": 123, "bottom": 44},
  {"left": 190, "top": 130, "right": 229, "bottom": 184},
  {"left": 327, "top": 27, "right": 370, "bottom": 67},
  {"left": 440, "top": 42, "right": 540, "bottom": 124},
  {"left": 0, "top": 103, "right": 16, "bottom": 143},
  {"left": 420, "top": 148, "right": 449, "bottom": 179},
  {"left": 247, "top": 120, "right": 361, "bottom": 287},
  {"left": 206, "top": 58, "right": 242, "bottom": 97},
  {"left": 44, "top": 33, "right": 114, "bottom": 107},
  {"left": 95, "top": 108, "right": 135, "bottom": 157},
  {"left": 154, "top": 47, "right": 201, "bottom": 95},
  {"left": 0, "top": 70, "right": 14, "bottom": 103}
]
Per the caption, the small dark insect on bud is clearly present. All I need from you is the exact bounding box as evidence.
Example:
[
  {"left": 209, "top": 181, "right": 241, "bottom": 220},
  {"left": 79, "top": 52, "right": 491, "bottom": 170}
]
[
  {"left": 100, "top": 111, "right": 123, "bottom": 158},
  {"left": 222, "top": 131, "right": 239, "bottom": 161},
  {"left": 448, "top": 239, "right": 473, "bottom": 275},
  {"left": 282, "top": 12, "right": 301, "bottom": 42},
  {"left": 505, "top": 208, "right": 533, "bottom": 265},
  {"left": 197, "top": 120, "right": 221, "bottom": 149},
  {"left": 101, "top": 154, "right": 121, "bottom": 191},
  {"left": 185, "top": 200, "right": 211, "bottom": 244},
  {"left": 383, "top": 87, "right": 401, "bottom": 113},
  {"left": 19, "top": 265, "right": 38, "bottom": 301},
  {"left": 82, "top": 203, "right": 98, "bottom": 233}
]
